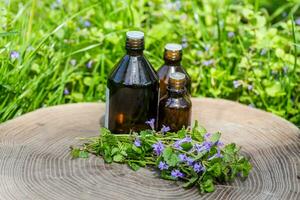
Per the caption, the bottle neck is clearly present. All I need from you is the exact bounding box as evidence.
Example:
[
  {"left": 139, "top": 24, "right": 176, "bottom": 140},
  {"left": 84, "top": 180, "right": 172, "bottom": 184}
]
[
  {"left": 164, "top": 59, "right": 181, "bottom": 66},
  {"left": 167, "top": 88, "right": 187, "bottom": 98},
  {"left": 126, "top": 49, "right": 144, "bottom": 56}
]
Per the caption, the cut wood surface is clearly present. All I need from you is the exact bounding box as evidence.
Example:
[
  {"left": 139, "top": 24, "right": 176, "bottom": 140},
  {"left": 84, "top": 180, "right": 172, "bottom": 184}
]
[{"left": 0, "top": 98, "right": 299, "bottom": 200}]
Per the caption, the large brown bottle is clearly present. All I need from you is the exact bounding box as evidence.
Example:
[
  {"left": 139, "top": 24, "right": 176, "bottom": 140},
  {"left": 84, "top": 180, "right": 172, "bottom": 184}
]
[
  {"left": 105, "top": 31, "right": 159, "bottom": 134},
  {"left": 159, "top": 72, "right": 191, "bottom": 132},
  {"left": 157, "top": 43, "right": 191, "bottom": 98}
]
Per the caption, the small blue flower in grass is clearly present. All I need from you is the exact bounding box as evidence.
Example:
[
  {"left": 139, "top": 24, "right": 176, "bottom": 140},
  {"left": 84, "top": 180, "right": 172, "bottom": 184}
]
[
  {"left": 295, "top": 18, "right": 300, "bottom": 26},
  {"left": 171, "top": 169, "right": 184, "bottom": 178},
  {"left": 247, "top": 84, "right": 253, "bottom": 91},
  {"left": 181, "top": 37, "right": 188, "bottom": 48},
  {"left": 152, "top": 141, "right": 164, "bottom": 156},
  {"left": 228, "top": 32, "right": 235, "bottom": 38},
  {"left": 84, "top": 20, "right": 91, "bottom": 28},
  {"left": 158, "top": 161, "right": 169, "bottom": 170},
  {"left": 161, "top": 125, "right": 170, "bottom": 133},
  {"left": 86, "top": 60, "right": 93, "bottom": 69},
  {"left": 204, "top": 44, "right": 210, "bottom": 52},
  {"left": 193, "top": 163, "right": 205, "bottom": 173},
  {"left": 260, "top": 48, "right": 267, "bottom": 56},
  {"left": 134, "top": 138, "right": 141, "bottom": 147},
  {"left": 145, "top": 118, "right": 155, "bottom": 130},
  {"left": 233, "top": 80, "right": 241, "bottom": 89},
  {"left": 10, "top": 51, "right": 19, "bottom": 60},
  {"left": 202, "top": 59, "right": 214, "bottom": 67},
  {"left": 70, "top": 59, "right": 77, "bottom": 66},
  {"left": 283, "top": 66, "right": 288, "bottom": 74},
  {"left": 64, "top": 88, "right": 70, "bottom": 95}
]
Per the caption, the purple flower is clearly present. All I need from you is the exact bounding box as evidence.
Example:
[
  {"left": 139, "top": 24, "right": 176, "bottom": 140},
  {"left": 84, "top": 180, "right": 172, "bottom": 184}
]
[
  {"left": 86, "top": 60, "right": 93, "bottom": 69},
  {"left": 216, "top": 141, "right": 224, "bottom": 147},
  {"left": 181, "top": 37, "right": 188, "bottom": 48},
  {"left": 84, "top": 20, "right": 91, "bottom": 27},
  {"left": 204, "top": 44, "right": 210, "bottom": 52},
  {"left": 208, "top": 148, "right": 223, "bottom": 160},
  {"left": 161, "top": 125, "right": 171, "bottom": 133},
  {"left": 202, "top": 59, "right": 214, "bottom": 67},
  {"left": 193, "top": 163, "right": 205, "bottom": 173},
  {"left": 158, "top": 161, "right": 169, "bottom": 170},
  {"left": 283, "top": 66, "right": 288, "bottom": 74},
  {"left": 196, "top": 50, "right": 203, "bottom": 56},
  {"left": 70, "top": 59, "right": 77, "bottom": 66},
  {"left": 248, "top": 103, "right": 255, "bottom": 108},
  {"left": 204, "top": 133, "right": 211, "bottom": 140},
  {"left": 145, "top": 118, "right": 155, "bottom": 130},
  {"left": 134, "top": 138, "right": 141, "bottom": 147},
  {"left": 64, "top": 88, "right": 70, "bottom": 95},
  {"left": 10, "top": 51, "right": 19, "bottom": 59},
  {"left": 295, "top": 18, "right": 300, "bottom": 26},
  {"left": 186, "top": 157, "right": 194, "bottom": 166},
  {"left": 233, "top": 80, "right": 241, "bottom": 88},
  {"left": 173, "top": 140, "right": 183, "bottom": 150},
  {"left": 260, "top": 48, "right": 267, "bottom": 56},
  {"left": 179, "top": 154, "right": 188, "bottom": 162},
  {"left": 247, "top": 84, "right": 253, "bottom": 91},
  {"left": 152, "top": 141, "right": 164, "bottom": 156},
  {"left": 194, "top": 141, "right": 212, "bottom": 153},
  {"left": 171, "top": 169, "right": 184, "bottom": 178},
  {"left": 228, "top": 32, "right": 235, "bottom": 38}
]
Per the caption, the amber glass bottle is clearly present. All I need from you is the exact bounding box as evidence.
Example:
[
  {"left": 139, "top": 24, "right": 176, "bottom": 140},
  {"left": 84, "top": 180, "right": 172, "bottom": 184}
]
[
  {"left": 105, "top": 31, "right": 159, "bottom": 134},
  {"left": 157, "top": 43, "right": 191, "bottom": 98},
  {"left": 159, "top": 72, "right": 191, "bottom": 132}
]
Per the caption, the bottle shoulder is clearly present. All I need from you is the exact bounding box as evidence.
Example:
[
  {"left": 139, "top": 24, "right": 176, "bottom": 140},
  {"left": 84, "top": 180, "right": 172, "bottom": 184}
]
[
  {"left": 161, "top": 94, "right": 192, "bottom": 109},
  {"left": 108, "top": 54, "right": 158, "bottom": 86}
]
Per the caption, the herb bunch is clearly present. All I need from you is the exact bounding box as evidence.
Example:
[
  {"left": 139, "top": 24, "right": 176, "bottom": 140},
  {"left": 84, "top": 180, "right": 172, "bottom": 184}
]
[{"left": 71, "top": 121, "right": 252, "bottom": 193}]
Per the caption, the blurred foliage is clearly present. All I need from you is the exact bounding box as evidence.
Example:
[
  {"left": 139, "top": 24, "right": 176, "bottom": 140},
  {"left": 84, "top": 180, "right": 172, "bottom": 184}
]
[{"left": 0, "top": 0, "right": 299, "bottom": 126}]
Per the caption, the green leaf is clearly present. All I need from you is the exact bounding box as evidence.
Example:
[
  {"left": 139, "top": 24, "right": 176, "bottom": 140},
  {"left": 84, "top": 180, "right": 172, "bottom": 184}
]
[
  {"left": 208, "top": 163, "right": 222, "bottom": 177},
  {"left": 181, "top": 142, "right": 193, "bottom": 151},
  {"left": 183, "top": 176, "right": 198, "bottom": 188},
  {"left": 79, "top": 151, "right": 89, "bottom": 158},
  {"left": 128, "top": 161, "right": 141, "bottom": 171},
  {"left": 211, "top": 132, "right": 221, "bottom": 143},
  {"left": 177, "top": 128, "right": 186, "bottom": 139},
  {"left": 163, "top": 147, "right": 179, "bottom": 167},
  {"left": 111, "top": 147, "right": 119, "bottom": 155},
  {"left": 265, "top": 83, "right": 284, "bottom": 97},
  {"left": 200, "top": 179, "right": 215, "bottom": 193},
  {"left": 132, "top": 145, "right": 142, "bottom": 154},
  {"left": 113, "top": 154, "right": 124, "bottom": 162},
  {"left": 83, "top": 77, "right": 93, "bottom": 86},
  {"left": 71, "top": 148, "right": 80, "bottom": 159}
]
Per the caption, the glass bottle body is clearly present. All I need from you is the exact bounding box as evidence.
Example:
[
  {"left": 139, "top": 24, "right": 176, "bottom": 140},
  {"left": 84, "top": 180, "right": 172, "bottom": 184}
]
[
  {"left": 106, "top": 51, "right": 159, "bottom": 134},
  {"left": 159, "top": 88, "right": 191, "bottom": 132}
]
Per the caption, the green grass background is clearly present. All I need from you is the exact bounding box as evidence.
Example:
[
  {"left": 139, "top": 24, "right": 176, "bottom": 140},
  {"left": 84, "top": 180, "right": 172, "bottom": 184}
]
[{"left": 0, "top": 0, "right": 299, "bottom": 126}]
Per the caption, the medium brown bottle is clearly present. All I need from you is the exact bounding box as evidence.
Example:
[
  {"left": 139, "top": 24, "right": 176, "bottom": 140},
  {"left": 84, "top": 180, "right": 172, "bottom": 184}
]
[
  {"left": 159, "top": 72, "right": 192, "bottom": 132},
  {"left": 105, "top": 31, "right": 159, "bottom": 134},
  {"left": 157, "top": 43, "right": 191, "bottom": 98}
]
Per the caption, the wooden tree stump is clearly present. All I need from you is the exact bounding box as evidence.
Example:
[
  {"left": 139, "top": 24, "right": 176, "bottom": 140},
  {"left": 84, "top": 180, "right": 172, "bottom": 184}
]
[{"left": 0, "top": 98, "right": 299, "bottom": 199}]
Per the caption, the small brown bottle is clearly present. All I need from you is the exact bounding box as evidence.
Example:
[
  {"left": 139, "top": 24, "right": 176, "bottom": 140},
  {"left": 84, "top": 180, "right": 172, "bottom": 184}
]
[
  {"left": 157, "top": 43, "right": 191, "bottom": 98},
  {"left": 105, "top": 31, "right": 159, "bottom": 134},
  {"left": 159, "top": 72, "right": 192, "bottom": 132}
]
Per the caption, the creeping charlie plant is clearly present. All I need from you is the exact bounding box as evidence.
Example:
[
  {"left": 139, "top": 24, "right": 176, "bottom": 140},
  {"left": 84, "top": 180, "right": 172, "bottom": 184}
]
[{"left": 71, "top": 120, "right": 252, "bottom": 193}]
